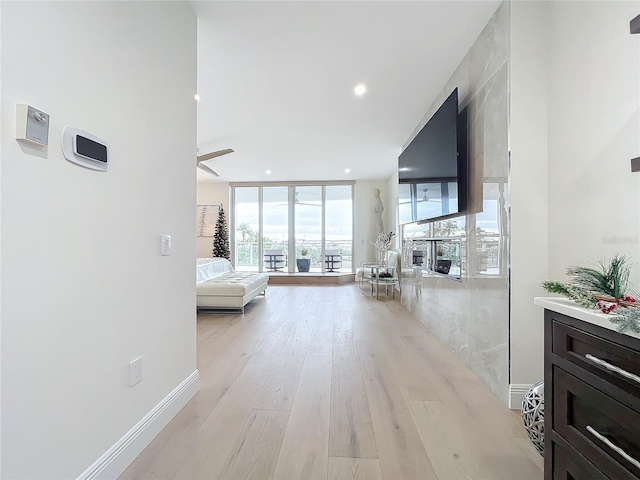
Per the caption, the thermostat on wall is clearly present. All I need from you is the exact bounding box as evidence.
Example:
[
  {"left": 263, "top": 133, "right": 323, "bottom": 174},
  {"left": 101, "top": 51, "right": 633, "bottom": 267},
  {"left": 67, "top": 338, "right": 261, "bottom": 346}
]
[
  {"left": 16, "top": 104, "right": 50, "bottom": 146},
  {"left": 62, "top": 126, "right": 109, "bottom": 171}
]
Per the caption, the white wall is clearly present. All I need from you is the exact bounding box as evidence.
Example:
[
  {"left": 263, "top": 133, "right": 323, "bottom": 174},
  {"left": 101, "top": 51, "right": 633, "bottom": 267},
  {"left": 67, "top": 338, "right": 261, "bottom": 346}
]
[
  {"left": 547, "top": 1, "right": 640, "bottom": 281},
  {"left": 354, "top": 180, "right": 390, "bottom": 267},
  {"left": 1, "top": 3, "right": 197, "bottom": 478},
  {"left": 510, "top": 0, "right": 640, "bottom": 397},
  {"left": 196, "top": 181, "right": 230, "bottom": 258},
  {"left": 509, "top": 1, "right": 549, "bottom": 390}
]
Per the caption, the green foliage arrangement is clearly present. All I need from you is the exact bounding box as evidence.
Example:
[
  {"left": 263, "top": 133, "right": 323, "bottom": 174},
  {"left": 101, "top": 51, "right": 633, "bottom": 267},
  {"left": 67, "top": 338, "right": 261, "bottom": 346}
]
[
  {"left": 542, "top": 254, "right": 640, "bottom": 333},
  {"left": 540, "top": 281, "right": 599, "bottom": 309},
  {"left": 610, "top": 309, "right": 640, "bottom": 333},
  {"left": 568, "top": 255, "right": 631, "bottom": 300}
]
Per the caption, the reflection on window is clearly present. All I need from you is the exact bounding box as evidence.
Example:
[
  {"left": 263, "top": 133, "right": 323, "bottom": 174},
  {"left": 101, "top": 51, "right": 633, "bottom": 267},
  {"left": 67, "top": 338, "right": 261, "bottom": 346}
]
[
  {"left": 401, "top": 182, "right": 506, "bottom": 278},
  {"left": 433, "top": 218, "right": 462, "bottom": 237},
  {"left": 473, "top": 182, "right": 503, "bottom": 275},
  {"left": 398, "top": 184, "right": 412, "bottom": 225},
  {"left": 399, "top": 181, "right": 459, "bottom": 224},
  {"left": 416, "top": 182, "right": 458, "bottom": 220},
  {"left": 403, "top": 222, "right": 429, "bottom": 239},
  {"left": 410, "top": 237, "right": 462, "bottom": 281}
]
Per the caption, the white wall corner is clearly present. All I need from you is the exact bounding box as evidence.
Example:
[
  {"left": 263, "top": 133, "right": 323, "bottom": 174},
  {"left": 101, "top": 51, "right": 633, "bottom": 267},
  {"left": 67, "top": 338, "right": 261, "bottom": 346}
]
[
  {"left": 77, "top": 370, "right": 200, "bottom": 480},
  {"left": 508, "top": 383, "right": 533, "bottom": 410}
]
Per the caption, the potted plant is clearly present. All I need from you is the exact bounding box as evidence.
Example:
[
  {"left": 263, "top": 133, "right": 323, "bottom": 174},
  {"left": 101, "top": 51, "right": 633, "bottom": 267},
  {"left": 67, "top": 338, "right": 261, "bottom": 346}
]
[{"left": 297, "top": 248, "right": 311, "bottom": 272}]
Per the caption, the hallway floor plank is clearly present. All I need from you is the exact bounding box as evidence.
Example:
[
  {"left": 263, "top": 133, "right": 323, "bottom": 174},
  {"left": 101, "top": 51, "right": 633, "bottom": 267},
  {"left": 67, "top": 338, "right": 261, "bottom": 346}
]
[{"left": 121, "top": 284, "right": 542, "bottom": 480}]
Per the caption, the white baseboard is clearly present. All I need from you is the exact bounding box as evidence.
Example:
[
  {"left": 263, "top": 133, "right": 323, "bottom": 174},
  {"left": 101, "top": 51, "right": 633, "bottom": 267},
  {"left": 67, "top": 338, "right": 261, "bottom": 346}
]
[
  {"left": 77, "top": 370, "right": 200, "bottom": 480},
  {"left": 509, "top": 383, "right": 533, "bottom": 410}
]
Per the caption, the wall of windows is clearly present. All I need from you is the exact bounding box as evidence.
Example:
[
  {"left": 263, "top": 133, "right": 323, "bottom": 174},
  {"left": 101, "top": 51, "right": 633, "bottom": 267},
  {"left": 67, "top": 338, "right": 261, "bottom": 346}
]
[{"left": 231, "top": 183, "right": 354, "bottom": 273}]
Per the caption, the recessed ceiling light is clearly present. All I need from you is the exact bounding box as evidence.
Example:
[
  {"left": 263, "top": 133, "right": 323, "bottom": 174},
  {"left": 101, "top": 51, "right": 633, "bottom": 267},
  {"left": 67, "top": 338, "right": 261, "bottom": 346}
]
[
  {"left": 399, "top": 167, "right": 409, "bottom": 172},
  {"left": 354, "top": 84, "right": 366, "bottom": 96},
  {"left": 345, "top": 168, "right": 351, "bottom": 173},
  {"left": 265, "top": 170, "right": 271, "bottom": 174},
  {"left": 194, "top": 94, "right": 200, "bottom": 101}
]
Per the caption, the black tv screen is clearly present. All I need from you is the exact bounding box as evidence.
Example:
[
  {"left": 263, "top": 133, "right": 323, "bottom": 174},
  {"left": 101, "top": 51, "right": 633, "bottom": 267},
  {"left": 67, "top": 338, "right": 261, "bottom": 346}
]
[{"left": 398, "top": 88, "right": 467, "bottom": 224}]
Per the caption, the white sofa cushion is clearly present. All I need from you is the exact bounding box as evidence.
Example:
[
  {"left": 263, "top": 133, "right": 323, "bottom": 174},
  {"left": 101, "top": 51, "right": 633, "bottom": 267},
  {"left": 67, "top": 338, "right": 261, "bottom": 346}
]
[
  {"left": 196, "top": 257, "right": 234, "bottom": 284},
  {"left": 197, "top": 272, "right": 269, "bottom": 297}
]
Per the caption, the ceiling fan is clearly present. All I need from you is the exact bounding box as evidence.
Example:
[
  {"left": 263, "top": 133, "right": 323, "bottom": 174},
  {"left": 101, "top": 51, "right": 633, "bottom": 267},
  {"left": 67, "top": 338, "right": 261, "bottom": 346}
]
[
  {"left": 196, "top": 148, "right": 234, "bottom": 177},
  {"left": 295, "top": 193, "right": 321, "bottom": 207},
  {"left": 276, "top": 192, "right": 322, "bottom": 207}
]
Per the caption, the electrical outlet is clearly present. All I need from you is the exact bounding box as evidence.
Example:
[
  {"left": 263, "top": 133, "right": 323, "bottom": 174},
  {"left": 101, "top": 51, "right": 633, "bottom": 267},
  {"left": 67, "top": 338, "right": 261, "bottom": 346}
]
[{"left": 129, "top": 357, "right": 143, "bottom": 386}]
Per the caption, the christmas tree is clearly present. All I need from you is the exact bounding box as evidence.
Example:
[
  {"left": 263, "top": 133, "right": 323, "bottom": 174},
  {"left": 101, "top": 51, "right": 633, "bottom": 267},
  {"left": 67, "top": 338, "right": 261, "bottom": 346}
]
[{"left": 212, "top": 207, "right": 230, "bottom": 259}]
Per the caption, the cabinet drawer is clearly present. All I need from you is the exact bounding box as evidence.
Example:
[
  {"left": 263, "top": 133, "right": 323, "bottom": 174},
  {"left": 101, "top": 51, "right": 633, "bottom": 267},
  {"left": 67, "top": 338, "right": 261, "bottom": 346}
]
[
  {"left": 553, "top": 367, "right": 640, "bottom": 479},
  {"left": 552, "top": 320, "right": 640, "bottom": 399},
  {"left": 552, "top": 441, "right": 608, "bottom": 480}
]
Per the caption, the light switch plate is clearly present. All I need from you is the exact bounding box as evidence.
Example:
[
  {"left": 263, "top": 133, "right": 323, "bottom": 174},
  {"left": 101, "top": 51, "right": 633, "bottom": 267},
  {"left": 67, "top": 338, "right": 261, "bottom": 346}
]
[{"left": 160, "top": 235, "right": 171, "bottom": 256}]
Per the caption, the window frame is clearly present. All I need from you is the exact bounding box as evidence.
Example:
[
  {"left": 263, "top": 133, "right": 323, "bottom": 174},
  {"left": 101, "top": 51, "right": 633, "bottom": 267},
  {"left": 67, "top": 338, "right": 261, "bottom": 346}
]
[{"left": 230, "top": 181, "right": 355, "bottom": 273}]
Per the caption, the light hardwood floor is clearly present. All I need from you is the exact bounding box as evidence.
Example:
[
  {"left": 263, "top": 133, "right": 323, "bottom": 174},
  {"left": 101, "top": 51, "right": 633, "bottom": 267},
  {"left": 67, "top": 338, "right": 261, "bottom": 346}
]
[{"left": 120, "top": 284, "right": 543, "bottom": 480}]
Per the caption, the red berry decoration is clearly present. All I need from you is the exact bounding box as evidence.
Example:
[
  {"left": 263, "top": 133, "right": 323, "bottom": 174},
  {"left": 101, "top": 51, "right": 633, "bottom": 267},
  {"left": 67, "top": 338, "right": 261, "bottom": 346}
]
[{"left": 597, "top": 300, "right": 619, "bottom": 314}]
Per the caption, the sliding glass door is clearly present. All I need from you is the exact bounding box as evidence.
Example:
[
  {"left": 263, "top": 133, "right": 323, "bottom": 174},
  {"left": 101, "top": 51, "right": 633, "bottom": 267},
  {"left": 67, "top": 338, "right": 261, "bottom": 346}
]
[
  {"left": 231, "top": 183, "right": 353, "bottom": 273},
  {"left": 263, "top": 186, "right": 289, "bottom": 258},
  {"left": 233, "top": 187, "right": 259, "bottom": 271},
  {"left": 294, "top": 186, "right": 322, "bottom": 272},
  {"left": 325, "top": 185, "right": 353, "bottom": 271}
]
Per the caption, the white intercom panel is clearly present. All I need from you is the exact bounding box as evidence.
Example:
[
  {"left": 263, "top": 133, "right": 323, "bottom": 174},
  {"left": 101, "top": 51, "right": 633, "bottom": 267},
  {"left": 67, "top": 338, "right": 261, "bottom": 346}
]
[{"left": 62, "top": 126, "right": 109, "bottom": 171}]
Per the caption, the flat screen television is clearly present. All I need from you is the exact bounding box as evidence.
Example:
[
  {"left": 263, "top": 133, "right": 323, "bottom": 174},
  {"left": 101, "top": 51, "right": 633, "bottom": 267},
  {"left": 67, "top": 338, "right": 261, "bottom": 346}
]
[{"left": 398, "top": 88, "right": 468, "bottom": 225}]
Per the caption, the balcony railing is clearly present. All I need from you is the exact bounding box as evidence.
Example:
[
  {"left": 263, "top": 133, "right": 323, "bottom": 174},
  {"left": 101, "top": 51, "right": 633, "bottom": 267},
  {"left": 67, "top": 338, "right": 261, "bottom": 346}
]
[{"left": 235, "top": 240, "right": 353, "bottom": 272}]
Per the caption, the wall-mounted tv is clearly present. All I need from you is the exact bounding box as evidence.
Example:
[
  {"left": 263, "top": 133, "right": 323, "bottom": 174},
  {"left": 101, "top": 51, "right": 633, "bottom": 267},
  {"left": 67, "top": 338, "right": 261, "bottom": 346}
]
[{"left": 398, "top": 88, "right": 468, "bottom": 225}]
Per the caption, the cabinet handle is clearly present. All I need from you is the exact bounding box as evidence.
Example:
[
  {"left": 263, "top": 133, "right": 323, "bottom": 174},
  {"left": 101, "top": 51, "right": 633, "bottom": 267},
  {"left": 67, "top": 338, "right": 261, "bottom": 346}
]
[
  {"left": 585, "top": 354, "right": 640, "bottom": 385},
  {"left": 586, "top": 425, "right": 640, "bottom": 470}
]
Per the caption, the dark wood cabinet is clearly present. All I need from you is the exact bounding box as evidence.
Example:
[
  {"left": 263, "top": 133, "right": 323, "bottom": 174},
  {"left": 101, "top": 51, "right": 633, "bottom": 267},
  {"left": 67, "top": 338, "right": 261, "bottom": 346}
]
[{"left": 544, "top": 308, "right": 640, "bottom": 479}]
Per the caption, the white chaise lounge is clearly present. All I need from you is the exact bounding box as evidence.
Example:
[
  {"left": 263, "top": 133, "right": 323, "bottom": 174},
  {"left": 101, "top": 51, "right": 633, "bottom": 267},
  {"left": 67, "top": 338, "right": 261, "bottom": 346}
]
[{"left": 196, "top": 258, "right": 269, "bottom": 312}]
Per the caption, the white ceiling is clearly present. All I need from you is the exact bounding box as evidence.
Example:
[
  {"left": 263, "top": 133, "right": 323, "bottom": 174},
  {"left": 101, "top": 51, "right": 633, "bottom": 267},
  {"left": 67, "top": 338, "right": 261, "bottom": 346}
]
[{"left": 192, "top": 1, "right": 500, "bottom": 184}]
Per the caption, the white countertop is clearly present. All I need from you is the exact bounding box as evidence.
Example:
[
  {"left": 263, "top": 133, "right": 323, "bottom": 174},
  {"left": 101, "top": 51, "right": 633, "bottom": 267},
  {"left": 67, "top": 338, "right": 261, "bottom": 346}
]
[{"left": 534, "top": 297, "right": 640, "bottom": 340}]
